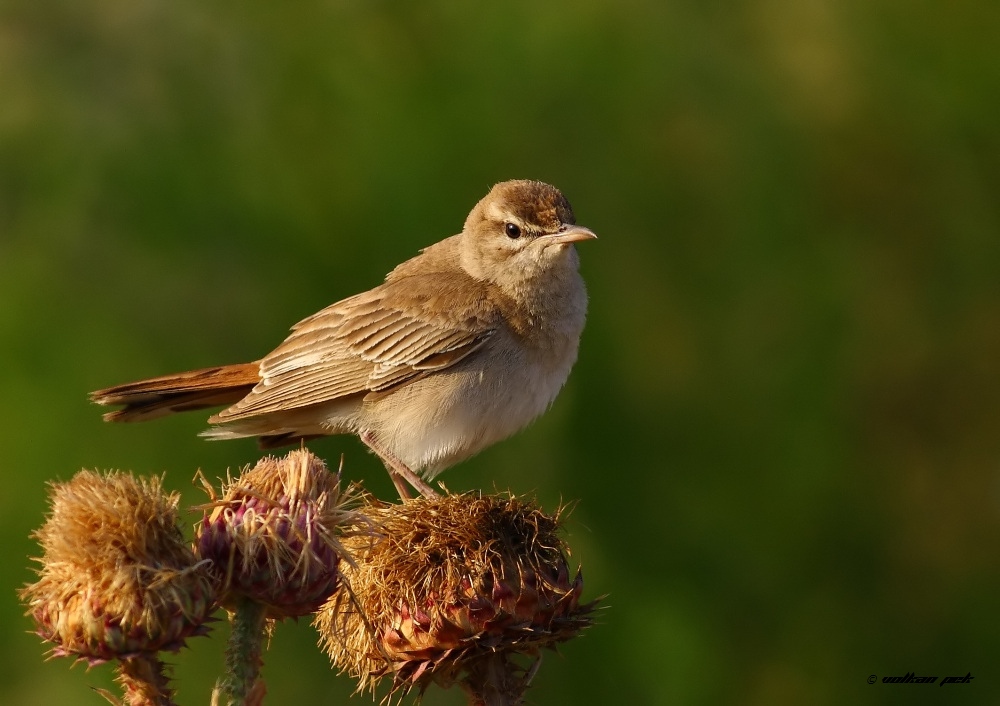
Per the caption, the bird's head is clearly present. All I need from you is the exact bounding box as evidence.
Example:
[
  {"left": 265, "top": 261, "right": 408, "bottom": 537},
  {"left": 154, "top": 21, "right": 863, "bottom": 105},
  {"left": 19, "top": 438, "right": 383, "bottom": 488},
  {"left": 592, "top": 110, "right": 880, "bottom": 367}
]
[{"left": 460, "top": 180, "right": 596, "bottom": 292}]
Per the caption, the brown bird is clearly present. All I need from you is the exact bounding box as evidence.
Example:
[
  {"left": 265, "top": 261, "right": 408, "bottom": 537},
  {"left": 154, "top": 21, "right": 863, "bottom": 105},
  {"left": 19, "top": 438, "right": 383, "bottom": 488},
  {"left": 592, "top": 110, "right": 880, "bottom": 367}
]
[{"left": 91, "top": 180, "right": 595, "bottom": 499}]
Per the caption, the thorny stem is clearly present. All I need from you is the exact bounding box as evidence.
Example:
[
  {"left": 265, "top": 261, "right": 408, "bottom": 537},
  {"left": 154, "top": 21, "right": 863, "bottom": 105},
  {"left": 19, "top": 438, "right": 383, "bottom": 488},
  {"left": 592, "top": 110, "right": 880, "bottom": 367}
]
[
  {"left": 461, "top": 653, "right": 541, "bottom": 706},
  {"left": 217, "top": 598, "right": 268, "bottom": 706},
  {"left": 114, "top": 654, "right": 176, "bottom": 706}
]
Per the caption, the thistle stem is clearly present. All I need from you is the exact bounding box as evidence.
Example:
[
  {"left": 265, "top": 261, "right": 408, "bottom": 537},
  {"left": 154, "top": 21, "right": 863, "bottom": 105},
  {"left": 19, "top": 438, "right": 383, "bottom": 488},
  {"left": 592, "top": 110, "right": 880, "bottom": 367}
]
[
  {"left": 115, "top": 654, "right": 176, "bottom": 706},
  {"left": 218, "top": 598, "right": 268, "bottom": 706},
  {"left": 461, "top": 653, "right": 538, "bottom": 706}
]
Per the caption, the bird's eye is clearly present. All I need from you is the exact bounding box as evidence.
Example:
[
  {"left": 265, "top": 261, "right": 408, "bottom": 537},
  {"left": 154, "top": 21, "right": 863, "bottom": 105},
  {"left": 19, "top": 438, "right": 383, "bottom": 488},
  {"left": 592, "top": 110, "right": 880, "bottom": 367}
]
[{"left": 504, "top": 222, "right": 522, "bottom": 239}]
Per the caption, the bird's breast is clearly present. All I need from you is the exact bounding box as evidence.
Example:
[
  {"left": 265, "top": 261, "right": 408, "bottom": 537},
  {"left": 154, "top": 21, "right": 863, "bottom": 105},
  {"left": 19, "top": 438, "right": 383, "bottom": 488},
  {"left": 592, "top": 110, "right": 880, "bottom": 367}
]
[
  {"left": 360, "top": 264, "right": 588, "bottom": 477},
  {"left": 361, "top": 322, "right": 582, "bottom": 477}
]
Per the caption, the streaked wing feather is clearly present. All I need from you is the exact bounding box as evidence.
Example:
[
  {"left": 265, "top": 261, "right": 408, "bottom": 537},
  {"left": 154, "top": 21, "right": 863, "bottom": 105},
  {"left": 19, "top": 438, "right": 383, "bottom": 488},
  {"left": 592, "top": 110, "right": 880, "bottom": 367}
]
[
  {"left": 212, "top": 273, "right": 497, "bottom": 422},
  {"left": 351, "top": 318, "right": 425, "bottom": 358}
]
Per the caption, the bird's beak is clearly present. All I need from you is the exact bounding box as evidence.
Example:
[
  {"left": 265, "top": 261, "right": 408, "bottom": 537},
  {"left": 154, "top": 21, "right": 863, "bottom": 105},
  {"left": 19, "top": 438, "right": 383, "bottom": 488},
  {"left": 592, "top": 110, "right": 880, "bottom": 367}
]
[{"left": 540, "top": 225, "right": 598, "bottom": 245}]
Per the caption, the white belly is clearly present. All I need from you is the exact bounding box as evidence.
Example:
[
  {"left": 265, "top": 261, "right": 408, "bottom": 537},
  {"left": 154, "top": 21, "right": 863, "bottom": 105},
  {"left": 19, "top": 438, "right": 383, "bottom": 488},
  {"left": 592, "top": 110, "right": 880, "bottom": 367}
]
[{"left": 360, "top": 330, "right": 579, "bottom": 477}]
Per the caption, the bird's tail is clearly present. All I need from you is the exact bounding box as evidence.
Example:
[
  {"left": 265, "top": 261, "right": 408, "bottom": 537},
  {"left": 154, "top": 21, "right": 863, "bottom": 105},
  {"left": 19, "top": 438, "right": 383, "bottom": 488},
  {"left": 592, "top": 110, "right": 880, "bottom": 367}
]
[{"left": 90, "top": 363, "right": 261, "bottom": 422}]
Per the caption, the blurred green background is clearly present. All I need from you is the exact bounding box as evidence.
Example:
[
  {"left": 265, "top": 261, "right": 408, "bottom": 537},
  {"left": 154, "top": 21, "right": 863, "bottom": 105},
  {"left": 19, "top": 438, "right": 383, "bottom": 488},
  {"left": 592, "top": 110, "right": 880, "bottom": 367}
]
[{"left": 2, "top": 0, "right": 999, "bottom": 704}]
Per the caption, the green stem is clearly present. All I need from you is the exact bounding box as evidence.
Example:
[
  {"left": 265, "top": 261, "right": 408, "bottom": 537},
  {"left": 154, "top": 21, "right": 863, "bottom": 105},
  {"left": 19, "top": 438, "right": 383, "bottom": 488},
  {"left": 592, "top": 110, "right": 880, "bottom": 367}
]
[{"left": 218, "top": 598, "right": 268, "bottom": 706}]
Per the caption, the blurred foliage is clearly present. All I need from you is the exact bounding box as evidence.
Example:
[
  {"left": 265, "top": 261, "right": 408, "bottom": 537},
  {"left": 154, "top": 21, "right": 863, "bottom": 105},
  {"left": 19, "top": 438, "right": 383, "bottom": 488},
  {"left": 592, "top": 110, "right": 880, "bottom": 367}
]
[{"left": 2, "top": 0, "right": 999, "bottom": 704}]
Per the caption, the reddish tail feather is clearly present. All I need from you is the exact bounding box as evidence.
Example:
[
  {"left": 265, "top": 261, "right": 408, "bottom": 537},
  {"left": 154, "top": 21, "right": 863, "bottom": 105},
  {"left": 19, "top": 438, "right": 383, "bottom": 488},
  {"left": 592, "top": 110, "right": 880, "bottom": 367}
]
[{"left": 90, "top": 362, "right": 261, "bottom": 422}]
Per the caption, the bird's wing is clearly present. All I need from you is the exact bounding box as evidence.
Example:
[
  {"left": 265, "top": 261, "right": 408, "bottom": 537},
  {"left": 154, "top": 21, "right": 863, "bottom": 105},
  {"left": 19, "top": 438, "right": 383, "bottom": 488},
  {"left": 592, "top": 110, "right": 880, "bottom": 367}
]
[{"left": 210, "top": 271, "right": 497, "bottom": 422}]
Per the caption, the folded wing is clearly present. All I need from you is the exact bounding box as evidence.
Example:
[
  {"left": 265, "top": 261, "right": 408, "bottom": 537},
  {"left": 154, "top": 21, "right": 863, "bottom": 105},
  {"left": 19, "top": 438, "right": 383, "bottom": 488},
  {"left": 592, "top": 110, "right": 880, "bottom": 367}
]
[{"left": 210, "top": 271, "right": 497, "bottom": 423}]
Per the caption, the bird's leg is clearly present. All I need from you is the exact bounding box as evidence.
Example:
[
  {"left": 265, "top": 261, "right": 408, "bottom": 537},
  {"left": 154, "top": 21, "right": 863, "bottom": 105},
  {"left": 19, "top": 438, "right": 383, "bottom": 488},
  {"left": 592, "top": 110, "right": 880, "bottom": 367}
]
[
  {"left": 360, "top": 431, "right": 439, "bottom": 500},
  {"left": 388, "top": 469, "right": 414, "bottom": 501}
]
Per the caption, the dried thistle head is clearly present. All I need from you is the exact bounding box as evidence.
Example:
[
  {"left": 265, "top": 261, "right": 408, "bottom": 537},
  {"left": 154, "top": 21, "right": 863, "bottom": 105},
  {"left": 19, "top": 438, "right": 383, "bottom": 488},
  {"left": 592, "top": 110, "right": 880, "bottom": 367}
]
[
  {"left": 195, "top": 449, "right": 353, "bottom": 619},
  {"left": 315, "top": 492, "right": 595, "bottom": 701},
  {"left": 20, "top": 470, "right": 217, "bottom": 665}
]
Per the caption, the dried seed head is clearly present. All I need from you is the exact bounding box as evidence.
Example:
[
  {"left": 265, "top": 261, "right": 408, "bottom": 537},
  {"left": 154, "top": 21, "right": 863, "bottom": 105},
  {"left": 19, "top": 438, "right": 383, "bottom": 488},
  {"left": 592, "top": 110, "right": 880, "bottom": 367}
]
[
  {"left": 315, "top": 492, "right": 595, "bottom": 700},
  {"left": 195, "top": 449, "right": 352, "bottom": 619},
  {"left": 20, "top": 470, "right": 217, "bottom": 665}
]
